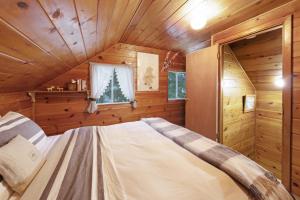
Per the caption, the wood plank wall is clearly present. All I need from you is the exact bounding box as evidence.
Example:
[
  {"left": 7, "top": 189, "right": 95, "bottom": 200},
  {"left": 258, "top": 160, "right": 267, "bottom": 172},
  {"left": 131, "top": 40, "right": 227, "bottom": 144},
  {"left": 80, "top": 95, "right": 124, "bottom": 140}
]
[
  {"left": 0, "top": 92, "right": 32, "bottom": 118},
  {"left": 292, "top": 9, "right": 300, "bottom": 196},
  {"left": 230, "top": 29, "right": 283, "bottom": 91},
  {"left": 230, "top": 29, "right": 283, "bottom": 179},
  {"left": 34, "top": 43, "right": 185, "bottom": 135},
  {"left": 222, "top": 45, "right": 256, "bottom": 158},
  {"left": 256, "top": 90, "right": 282, "bottom": 178},
  {"left": 212, "top": 1, "right": 300, "bottom": 194}
]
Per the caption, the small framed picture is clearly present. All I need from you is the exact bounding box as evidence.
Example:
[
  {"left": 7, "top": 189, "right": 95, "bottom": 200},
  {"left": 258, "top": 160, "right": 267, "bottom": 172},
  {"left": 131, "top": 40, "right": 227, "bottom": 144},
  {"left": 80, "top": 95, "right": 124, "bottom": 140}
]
[{"left": 243, "top": 95, "right": 256, "bottom": 113}]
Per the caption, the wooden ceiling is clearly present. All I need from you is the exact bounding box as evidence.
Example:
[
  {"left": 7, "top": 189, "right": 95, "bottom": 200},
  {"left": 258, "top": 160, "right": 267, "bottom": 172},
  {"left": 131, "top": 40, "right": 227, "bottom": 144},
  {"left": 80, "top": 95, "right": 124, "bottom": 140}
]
[
  {"left": 0, "top": 0, "right": 293, "bottom": 92},
  {"left": 230, "top": 28, "right": 282, "bottom": 91}
]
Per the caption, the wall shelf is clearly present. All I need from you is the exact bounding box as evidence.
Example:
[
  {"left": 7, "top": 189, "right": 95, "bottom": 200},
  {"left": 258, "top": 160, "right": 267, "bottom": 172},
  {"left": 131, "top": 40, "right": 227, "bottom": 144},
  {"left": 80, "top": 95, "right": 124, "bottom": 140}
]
[{"left": 27, "top": 90, "right": 89, "bottom": 102}]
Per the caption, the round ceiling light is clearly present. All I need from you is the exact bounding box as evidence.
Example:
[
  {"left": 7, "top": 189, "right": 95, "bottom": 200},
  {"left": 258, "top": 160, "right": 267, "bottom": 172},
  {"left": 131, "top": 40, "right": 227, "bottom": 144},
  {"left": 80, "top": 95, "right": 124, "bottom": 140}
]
[{"left": 190, "top": 17, "right": 207, "bottom": 30}]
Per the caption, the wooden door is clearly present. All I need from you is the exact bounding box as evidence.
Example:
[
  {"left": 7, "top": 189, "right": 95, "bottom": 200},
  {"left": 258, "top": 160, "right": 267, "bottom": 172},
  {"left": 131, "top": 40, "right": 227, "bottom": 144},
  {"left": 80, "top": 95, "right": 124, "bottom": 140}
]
[{"left": 185, "top": 45, "right": 219, "bottom": 141}]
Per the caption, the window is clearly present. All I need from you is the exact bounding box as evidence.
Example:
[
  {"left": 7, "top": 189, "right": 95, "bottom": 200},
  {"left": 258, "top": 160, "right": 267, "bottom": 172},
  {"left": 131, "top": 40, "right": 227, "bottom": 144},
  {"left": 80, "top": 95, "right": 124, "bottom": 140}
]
[
  {"left": 97, "top": 69, "right": 130, "bottom": 104},
  {"left": 168, "top": 71, "right": 186, "bottom": 100},
  {"left": 88, "top": 63, "right": 134, "bottom": 111}
]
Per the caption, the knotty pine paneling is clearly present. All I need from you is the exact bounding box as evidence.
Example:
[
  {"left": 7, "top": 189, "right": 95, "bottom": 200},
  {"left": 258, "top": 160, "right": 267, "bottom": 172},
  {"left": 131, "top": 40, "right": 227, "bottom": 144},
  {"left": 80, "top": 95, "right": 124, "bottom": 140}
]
[
  {"left": 0, "top": 92, "right": 32, "bottom": 118},
  {"left": 222, "top": 45, "right": 256, "bottom": 158},
  {"left": 35, "top": 43, "right": 185, "bottom": 135},
  {"left": 256, "top": 90, "right": 282, "bottom": 178},
  {"left": 212, "top": 2, "right": 300, "bottom": 194},
  {"left": 230, "top": 28, "right": 282, "bottom": 91},
  {"left": 230, "top": 29, "right": 283, "bottom": 178},
  {"left": 293, "top": 9, "right": 300, "bottom": 195},
  {"left": 0, "top": 0, "right": 292, "bottom": 92}
]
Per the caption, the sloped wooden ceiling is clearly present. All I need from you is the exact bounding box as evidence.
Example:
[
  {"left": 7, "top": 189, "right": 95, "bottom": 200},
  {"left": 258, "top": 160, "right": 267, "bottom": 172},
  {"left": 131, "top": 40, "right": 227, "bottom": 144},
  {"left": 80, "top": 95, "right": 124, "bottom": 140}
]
[
  {"left": 0, "top": 0, "right": 293, "bottom": 92},
  {"left": 230, "top": 28, "right": 282, "bottom": 91}
]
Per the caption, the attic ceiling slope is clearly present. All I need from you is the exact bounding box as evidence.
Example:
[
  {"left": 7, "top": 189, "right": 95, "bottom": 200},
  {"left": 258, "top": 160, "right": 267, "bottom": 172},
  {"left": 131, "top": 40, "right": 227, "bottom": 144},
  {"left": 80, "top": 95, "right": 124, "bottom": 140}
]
[
  {"left": 0, "top": 0, "right": 294, "bottom": 92},
  {"left": 230, "top": 29, "right": 283, "bottom": 91}
]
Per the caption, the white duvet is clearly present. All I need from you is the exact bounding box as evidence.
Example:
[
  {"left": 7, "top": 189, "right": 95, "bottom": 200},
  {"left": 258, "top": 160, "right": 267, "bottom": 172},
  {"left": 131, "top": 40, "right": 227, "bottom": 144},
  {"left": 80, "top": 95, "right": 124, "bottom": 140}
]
[{"left": 100, "top": 121, "right": 251, "bottom": 200}]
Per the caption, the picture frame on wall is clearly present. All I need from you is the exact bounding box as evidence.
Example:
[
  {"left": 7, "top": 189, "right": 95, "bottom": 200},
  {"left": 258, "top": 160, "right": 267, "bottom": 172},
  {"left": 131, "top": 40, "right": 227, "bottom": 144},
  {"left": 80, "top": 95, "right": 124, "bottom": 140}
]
[
  {"left": 243, "top": 95, "right": 256, "bottom": 113},
  {"left": 137, "top": 52, "right": 159, "bottom": 91}
]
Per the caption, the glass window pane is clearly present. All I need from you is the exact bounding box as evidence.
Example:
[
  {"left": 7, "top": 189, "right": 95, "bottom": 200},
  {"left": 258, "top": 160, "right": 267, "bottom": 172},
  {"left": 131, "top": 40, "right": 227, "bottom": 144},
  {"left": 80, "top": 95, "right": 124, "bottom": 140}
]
[
  {"left": 168, "top": 72, "right": 176, "bottom": 99},
  {"left": 177, "top": 73, "right": 186, "bottom": 98},
  {"left": 113, "top": 70, "right": 129, "bottom": 103},
  {"left": 97, "top": 79, "right": 112, "bottom": 104}
]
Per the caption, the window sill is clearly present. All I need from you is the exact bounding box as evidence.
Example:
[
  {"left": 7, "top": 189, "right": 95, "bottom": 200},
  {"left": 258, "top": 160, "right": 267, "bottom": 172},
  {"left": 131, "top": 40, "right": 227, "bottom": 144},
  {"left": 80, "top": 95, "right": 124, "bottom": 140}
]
[
  {"left": 97, "top": 102, "right": 131, "bottom": 106},
  {"left": 168, "top": 98, "right": 186, "bottom": 101}
]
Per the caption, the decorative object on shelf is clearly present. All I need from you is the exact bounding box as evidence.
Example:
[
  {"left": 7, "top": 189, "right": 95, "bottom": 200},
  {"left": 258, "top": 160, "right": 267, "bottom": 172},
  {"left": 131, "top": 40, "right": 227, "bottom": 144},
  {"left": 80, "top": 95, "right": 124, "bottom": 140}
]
[
  {"left": 77, "top": 79, "right": 82, "bottom": 91},
  {"left": 67, "top": 83, "right": 77, "bottom": 91},
  {"left": 57, "top": 87, "right": 64, "bottom": 92},
  {"left": 137, "top": 52, "right": 159, "bottom": 91},
  {"left": 46, "top": 86, "right": 55, "bottom": 92},
  {"left": 67, "top": 79, "right": 77, "bottom": 91},
  {"left": 81, "top": 80, "right": 87, "bottom": 91},
  {"left": 243, "top": 95, "right": 256, "bottom": 113},
  {"left": 162, "top": 51, "right": 179, "bottom": 72}
]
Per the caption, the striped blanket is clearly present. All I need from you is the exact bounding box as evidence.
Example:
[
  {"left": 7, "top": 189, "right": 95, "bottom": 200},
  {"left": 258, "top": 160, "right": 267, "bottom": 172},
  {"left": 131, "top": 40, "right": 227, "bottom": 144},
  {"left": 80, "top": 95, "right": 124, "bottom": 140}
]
[
  {"left": 20, "top": 127, "right": 104, "bottom": 200},
  {"left": 142, "top": 118, "right": 293, "bottom": 200}
]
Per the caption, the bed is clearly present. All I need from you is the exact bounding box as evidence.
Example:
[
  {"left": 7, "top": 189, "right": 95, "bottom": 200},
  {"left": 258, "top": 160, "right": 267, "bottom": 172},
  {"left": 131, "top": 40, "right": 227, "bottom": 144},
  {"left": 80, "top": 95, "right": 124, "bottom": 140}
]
[{"left": 0, "top": 112, "right": 293, "bottom": 200}]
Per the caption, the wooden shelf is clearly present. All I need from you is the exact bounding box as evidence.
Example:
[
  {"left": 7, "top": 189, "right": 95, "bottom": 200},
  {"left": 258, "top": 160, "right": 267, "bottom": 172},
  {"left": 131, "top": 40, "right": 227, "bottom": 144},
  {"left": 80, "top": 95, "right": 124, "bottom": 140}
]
[{"left": 27, "top": 90, "right": 89, "bottom": 102}]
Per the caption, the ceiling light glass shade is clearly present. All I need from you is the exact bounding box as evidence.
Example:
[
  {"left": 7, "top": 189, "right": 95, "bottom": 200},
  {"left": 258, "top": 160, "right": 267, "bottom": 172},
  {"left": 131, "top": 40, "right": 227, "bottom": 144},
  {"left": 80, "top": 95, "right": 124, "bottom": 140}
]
[
  {"left": 189, "top": 1, "right": 220, "bottom": 30},
  {"left": 190, "top": 17, "right": 207, "bottom": 30}
]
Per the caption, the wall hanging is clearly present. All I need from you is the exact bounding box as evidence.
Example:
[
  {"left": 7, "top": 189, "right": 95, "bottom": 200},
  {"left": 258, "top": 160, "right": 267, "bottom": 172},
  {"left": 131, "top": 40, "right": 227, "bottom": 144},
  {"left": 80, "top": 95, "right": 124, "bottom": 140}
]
[{"left": 137, "top": 52, "right": 159, "bottom": 91}]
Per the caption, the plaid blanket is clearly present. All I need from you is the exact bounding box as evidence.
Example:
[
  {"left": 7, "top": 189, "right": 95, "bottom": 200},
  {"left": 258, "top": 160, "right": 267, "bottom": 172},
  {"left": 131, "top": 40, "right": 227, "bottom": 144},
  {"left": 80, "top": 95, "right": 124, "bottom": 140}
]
[{"left": 142, "top": 118, "right": 293, "bottom": 200}]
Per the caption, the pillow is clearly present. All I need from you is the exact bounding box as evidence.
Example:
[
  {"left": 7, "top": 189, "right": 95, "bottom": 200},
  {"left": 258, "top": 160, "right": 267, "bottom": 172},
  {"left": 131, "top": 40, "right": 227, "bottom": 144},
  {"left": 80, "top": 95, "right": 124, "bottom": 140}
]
[
  {"left": 0, "top": 135, "right": 45, "bottom": 194},
  {"left": 0, "top": 112, "right": 47, "bottom": 149}
]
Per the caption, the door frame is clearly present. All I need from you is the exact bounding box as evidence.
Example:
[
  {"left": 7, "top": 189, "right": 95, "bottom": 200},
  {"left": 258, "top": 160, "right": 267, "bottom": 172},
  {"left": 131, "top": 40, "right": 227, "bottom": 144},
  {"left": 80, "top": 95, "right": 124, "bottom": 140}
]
[{"left": 212, "top": 15, "right": 292, "bottom": 191}]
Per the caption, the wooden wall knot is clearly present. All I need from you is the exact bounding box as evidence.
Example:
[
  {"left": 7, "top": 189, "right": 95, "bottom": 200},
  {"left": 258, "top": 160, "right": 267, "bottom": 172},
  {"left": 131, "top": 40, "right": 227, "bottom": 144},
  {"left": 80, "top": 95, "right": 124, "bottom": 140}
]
[
  {"left": 293, "top": 182, "right": 299, "bottom": 187},
  {"left": 17, "top": 1, "right": 28, "bottom": 9},
  {"left": 49, "top": 27, "right": 56, "bottom": 34},
  {"left": 52, "top": 8, "right": 63, "bottom": 19}
]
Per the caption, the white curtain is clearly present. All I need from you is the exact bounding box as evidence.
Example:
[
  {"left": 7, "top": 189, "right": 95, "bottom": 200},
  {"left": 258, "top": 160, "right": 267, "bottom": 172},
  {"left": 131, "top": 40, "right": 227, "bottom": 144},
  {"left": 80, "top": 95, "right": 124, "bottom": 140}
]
[
  {"left": 115, "top": 65, "right": 134, "bottom": 101},
  {"left": 87, "top": 63, "right": 114, "bottom": 113}
]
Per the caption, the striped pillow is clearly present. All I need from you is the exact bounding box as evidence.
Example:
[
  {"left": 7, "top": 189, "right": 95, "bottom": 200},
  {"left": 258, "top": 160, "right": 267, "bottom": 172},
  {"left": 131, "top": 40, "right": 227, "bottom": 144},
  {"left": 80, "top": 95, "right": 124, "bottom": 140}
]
[{"left": 0, "top": 112, "right": 47, "bottom": 150}]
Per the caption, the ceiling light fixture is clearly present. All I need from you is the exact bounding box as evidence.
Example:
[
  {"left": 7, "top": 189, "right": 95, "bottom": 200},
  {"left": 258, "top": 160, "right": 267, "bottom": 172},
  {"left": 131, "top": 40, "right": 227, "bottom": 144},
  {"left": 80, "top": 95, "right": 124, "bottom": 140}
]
[
  {"left": 190, "top": 17, "right": 207, "bottom": 30},
  {"left": 189, "top": 1, "right": 220, "bottom": 30}
]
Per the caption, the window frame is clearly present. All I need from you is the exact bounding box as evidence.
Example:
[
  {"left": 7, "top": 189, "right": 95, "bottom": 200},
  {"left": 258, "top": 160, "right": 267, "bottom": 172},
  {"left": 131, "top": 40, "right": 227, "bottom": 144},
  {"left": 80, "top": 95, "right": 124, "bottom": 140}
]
[
  {"left": 96, "top": 68, "right": 132, "bottom": 105},
  {"left": 168, "top": 71, "right": 186, "bottom": 101}
]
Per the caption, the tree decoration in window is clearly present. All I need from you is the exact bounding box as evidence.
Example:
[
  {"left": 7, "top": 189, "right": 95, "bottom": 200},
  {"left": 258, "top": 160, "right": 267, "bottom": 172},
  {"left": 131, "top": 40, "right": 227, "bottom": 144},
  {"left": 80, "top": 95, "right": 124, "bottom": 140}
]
[{"left": 97, "top": 70, "right": 129, "bottom": 104}]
